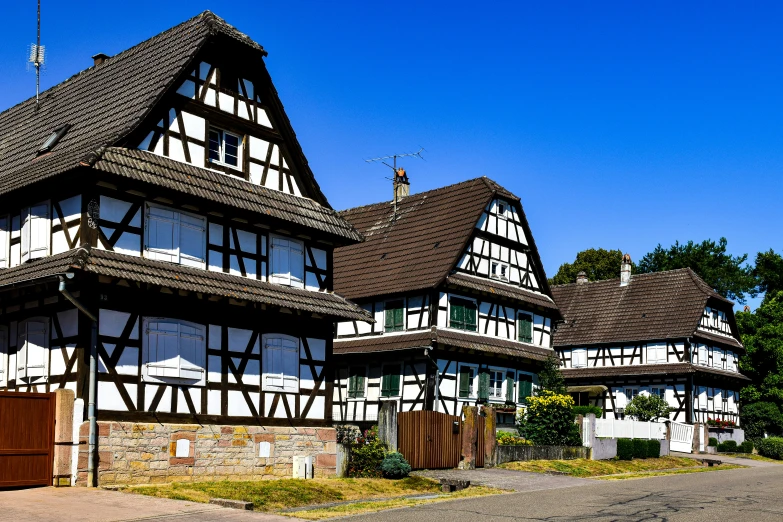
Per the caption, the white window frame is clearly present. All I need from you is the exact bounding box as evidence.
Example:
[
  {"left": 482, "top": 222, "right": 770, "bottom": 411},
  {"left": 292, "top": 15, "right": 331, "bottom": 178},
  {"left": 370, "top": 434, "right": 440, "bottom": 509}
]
[
  {"left": 572, "top": 348, "right": 587, "bottom": 368},
  {"left": 144, "top": 203, "right": 207, "bottom": 268},
  {"left": 269, "top": 235, "right": 305, "bottom": 289},
  {"left": 21, "top": 201, "right": 50, "bottom": 263},
  {"left": 16, "top": 318, "right": 50, "bottom": 381},
  {"left": 208, "top": 127, "right": 243, "bottom": 170},
  {"left": 142, "top": 318, "right": 206, "bottom": 385},
  {"left": 487, "top": 368, "right": 505, "bottom": 400},
  {"left": 262, "top": 333, "right": 299, "bottom": 393},
  {"left": 490, "top": 261, "right": 509, "bottom": 282},
  {"left": 650, "top": 387, "right": 666, "bottom": 400},
  {"left": 624, "top": 387, "right": 639, "bottom": 406},
  {"left": 496, "top": 201, "right": 508, "bottom": 220},
  {"left": 457, "top": 363, "right": 478, "bottom": 400},
  {"left": 0, "top": 326, "right": 8, "bottom": 387}
]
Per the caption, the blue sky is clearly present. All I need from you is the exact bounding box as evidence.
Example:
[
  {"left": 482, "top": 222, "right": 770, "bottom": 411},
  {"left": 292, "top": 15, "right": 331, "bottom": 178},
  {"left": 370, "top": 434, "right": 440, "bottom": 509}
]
[{"left": 2, "top": 1, "right": 779, "bottom": 308}]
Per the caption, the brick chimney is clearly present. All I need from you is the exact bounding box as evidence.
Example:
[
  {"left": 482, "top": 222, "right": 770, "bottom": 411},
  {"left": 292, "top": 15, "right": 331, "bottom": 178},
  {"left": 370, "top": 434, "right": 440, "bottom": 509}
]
[
  {"left": 576, "top": 271, "right": 588, "bottom": 285},
  {"left": 620, "top": 253, "right": 632, "bottom": 287},
  {"left": 92, "top": 53, "right": 110, "bottom": 66},
  {"left": 393, "top": 168, "right": 409, "bottom": 201}
]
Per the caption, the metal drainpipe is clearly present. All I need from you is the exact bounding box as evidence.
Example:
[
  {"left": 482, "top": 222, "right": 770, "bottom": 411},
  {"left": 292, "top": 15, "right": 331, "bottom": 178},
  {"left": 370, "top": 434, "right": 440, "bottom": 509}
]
[
  {"left": 58, "top": 275, "right": 98, "bottom": 487},
  {"left": 423, "top": 347, "right": 439, "bottom": 412}
]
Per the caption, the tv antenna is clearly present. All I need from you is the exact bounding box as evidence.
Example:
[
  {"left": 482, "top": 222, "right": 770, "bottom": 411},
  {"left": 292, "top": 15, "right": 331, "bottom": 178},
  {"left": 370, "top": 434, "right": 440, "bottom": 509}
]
[
  {"left": 365, "top": 148, "right": 425, "bottom": 217},
  {"left": 28, "top": 0, "right": 45, "bottom": 109}
]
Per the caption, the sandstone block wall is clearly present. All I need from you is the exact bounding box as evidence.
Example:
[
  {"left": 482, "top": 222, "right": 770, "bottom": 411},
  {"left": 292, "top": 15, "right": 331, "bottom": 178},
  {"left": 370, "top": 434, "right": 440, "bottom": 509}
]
[{"left": 76, "top": 422, "right": 337, "bottom": 486}]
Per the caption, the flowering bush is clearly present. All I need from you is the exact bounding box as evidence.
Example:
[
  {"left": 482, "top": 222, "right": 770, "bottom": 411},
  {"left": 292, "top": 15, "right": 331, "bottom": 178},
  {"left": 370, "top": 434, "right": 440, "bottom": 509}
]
[
  {"left": 707, "top": 418, "right": 737, "bottom": 428},
  {"left": 497, "top": 432, "right": 533, "bottom": 446},
  {"left": 346, "top": 426, "right": 387, "bottom": 478},
  {"left": 517, "top": 391, "right": 582, "bottom": 446}
]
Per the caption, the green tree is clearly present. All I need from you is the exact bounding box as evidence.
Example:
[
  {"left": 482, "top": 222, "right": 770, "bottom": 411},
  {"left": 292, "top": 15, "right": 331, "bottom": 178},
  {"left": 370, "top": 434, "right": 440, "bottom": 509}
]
[
  {"left": 737, "top": 291, "right": 783, "bottom": 405},
  {"left": 754, "top": 249, "right": 783, "bottom": 300},
  {"left": 517, "top": 391, "right": 582, "bottom": 446},
  {"left": 550, "top": 248, "right": 628, "bottom": 285},
  {"left": 624, "top": 394, "right": 672, "bottom": 422},
  {"left": 636, "top": 238, "right": 756, "bottom": 303},
  {"left": 740, "top": 402, "right": 783, "bottom": 442},
  {"left": 536, "top": 355, "right": 567, "bottom": 395}
]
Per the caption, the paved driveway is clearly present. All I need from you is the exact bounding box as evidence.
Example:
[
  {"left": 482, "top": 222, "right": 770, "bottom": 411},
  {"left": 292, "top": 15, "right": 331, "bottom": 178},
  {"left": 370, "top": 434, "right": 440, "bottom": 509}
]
[
  {"left": 0, "top": 487, "right": 298, "bottom": 522},
  {"left": 413, "top": 468, "right": 591, "bottom": 492}
]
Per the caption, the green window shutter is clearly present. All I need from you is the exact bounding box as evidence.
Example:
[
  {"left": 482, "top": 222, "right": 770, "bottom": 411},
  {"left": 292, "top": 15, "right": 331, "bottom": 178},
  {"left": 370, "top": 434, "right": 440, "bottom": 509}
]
[
  {"left": 389, "top": 369, "right": 400, "bottom": 397},
  {"left": 381, "top": 365, "right": 401, "bottom": 397},
  {"left": 465, "top": 304, "right": 477, "bottom": 331},
  {"left": 518, "top": 375, "right": 532, "bottom": 402},
  {"left": 394, "top": 307, "right": 404, "bottom": 330},
  {"left": 384, "top": 309, "right": 394, "bottom": 331},
  {"left": 478, "top": 370, "right": 489, "bottom": 401},
  {"left": 384, "top": 301, "right": 404, "bottom": 332},
  {"left": 458, "top": 367, "right": 471, "bottom": 398},
  {"left": 349, "top": 368, "right": 365, "bottom": 398},
  {"left": 505, "top": 371, "right": 515, "bottom": 403},
  {"left": 518, "top": 314, "right": 533, "bottom": 343},
  {"left": 450, "top": 302, "right": 464, "bottom": 329}
]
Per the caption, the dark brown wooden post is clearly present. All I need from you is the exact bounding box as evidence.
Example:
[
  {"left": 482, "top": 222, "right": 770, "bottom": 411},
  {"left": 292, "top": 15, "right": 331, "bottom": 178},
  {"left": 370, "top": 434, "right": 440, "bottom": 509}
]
[
  {"left": 459, "top": 405, "right": 478, "bottom": 469},
  {"left": 483, "top": 405, "right": 497, "bottom": 468}
]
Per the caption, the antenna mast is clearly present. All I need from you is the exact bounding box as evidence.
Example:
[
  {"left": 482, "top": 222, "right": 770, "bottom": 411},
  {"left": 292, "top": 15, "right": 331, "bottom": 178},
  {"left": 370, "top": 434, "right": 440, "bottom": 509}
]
[
  {"left": 29, "top": 0, "right": 45, "bottom": 110},
  {"left": 365, "top": 148, "right": 425, "bottom": 217}
]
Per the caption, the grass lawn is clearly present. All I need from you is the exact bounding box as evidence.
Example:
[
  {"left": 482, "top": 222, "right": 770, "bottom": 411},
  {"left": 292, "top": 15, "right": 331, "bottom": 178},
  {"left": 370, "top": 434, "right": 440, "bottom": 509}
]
[
  {"left": 499, "top": 456, "right": 731, "bottom": 478},
  {"left": 717, "top": 453, "right": 783, "bottom": 463},
  {"left": 126, "top": 476, "right": 504, "bottom": 519}
]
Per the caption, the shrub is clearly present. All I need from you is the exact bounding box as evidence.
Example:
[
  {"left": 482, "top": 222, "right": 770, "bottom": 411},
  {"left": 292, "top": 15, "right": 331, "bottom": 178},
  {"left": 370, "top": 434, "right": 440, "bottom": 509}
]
[
  {"left": 646, "top": 439, "right": 661, "bottom": 458},
  {"left": 625, "top": 394, "right": 672, "bottom": 422},
  {"left": 347, "top": 426, "right": 387, "bottom": 478},
  {"left": 380, "top": 452, "right": 411, "bottom": 479},
  {"left": 708, "top": 437, "right": 718, "bottom": 447},
  {"left": 717, "top": 440, "right": 738, "bottom": 453},
  {"left": 632, "top": 438, "right": 648, "bottom": 459},
  {"left": 617, "top": 438, "right": 634, "bottom": 460},
  {"left": 573, "top": 405, "right": 603, "bottom": 417},
  {"left": 706, "top": 418, "right": 736, "bottom": 428},
  {"left": 497, "top": 432, "right": 533, "bottom": 446},
  {"left": 517, "top": 391, "right": 582, "bottom": 446},
  {"left": 757, "top": 437, "right": 783, "bottom": 460},
  {"left": 741, "top": 402, "right": 783, "bottom": 442},
  {"left": 739, "top": 441, "right": 754, "bottom": 454}
]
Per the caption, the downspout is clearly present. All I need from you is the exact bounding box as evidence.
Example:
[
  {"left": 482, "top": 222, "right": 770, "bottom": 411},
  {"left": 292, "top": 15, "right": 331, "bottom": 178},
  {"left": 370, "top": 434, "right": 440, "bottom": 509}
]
[
  {"left": 423, "top": 347, "right": 439, "bottom": 412},
  {"left": 58, "top": 275, "right": 98, "bottom": 487}
]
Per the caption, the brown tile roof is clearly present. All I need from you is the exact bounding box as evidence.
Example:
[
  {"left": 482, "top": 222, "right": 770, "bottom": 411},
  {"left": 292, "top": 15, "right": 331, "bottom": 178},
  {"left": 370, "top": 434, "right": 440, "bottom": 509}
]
[
  {"left": 93, "top": 148, "right": 362, "bottom": 242},
  {"left": 333, "top": 177, "right": 553, "bottom": 302},
  {"left": 693, "top": 330, "right": 743, "bottom": 350},
  {"left": 0, "top": 249, "right": 371, "bottom": 322},
  {"left": 444, "top": 273, "right": 559, "bottom": 312},
  {"left": 562, "top": 363, "right": 750, "bottom": 382},
  {"left": 551, "top": 268, "right": 743, "bottom": 349},
  {"left": 334, "top": 327, "right": 554, "bottom": 361},
  {"left": 0, "top": 11, "right": 346, "bottom": 232}
]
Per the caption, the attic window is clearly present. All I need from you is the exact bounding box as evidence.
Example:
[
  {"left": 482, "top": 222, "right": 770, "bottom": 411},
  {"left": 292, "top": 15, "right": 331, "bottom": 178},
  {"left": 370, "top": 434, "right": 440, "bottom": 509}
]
[{"left": 38, "top": 124, "right": 71, "bottom": 154}]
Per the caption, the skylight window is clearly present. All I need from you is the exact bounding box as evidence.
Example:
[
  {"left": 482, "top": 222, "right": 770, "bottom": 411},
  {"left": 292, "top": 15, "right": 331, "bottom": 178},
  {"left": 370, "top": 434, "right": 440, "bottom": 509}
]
[{"left": 38, "top": 124, "right": 71, "bottom": 154}]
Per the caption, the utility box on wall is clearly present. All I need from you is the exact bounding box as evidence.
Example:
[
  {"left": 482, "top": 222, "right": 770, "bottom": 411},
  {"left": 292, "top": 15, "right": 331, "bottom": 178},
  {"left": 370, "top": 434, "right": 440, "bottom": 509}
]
[{"left": 293, "top": 456, "right": 313, "bottom": 479}]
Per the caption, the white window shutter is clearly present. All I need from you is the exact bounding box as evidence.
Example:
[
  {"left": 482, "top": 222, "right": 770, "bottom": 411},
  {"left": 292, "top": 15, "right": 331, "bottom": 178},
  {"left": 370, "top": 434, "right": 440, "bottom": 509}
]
[
  {"left": 145, "top": 206, "right": 179, "bottom": 262},
  {"left": 573, "top": 349, "right": 586, "bottom": 368},
  {"left": 0, "top": 215, "right": 9, "bottom": 268},
  {"left": 0, "top": 327, "right": 7, "bottom": 386},
  {"left": 18, "top": 320, "right": 48, "bottom": 379},
  {"left": 281, "top": 337, "right": 299, "bottom": 392},
  {"left": 179, "top": 213, "right": 206, "bottom": 268},
  {"left": 264, "top": 337, "right": 284, "bottom": 388},
  {"left": 28, "top": 203, "right": 50, "bottom": 260},
  {"left": 289, "top": 242, "right": 305, "bottom": 289},
  {"left": 20, "top": 208, "right": 31, "bottom": 263},
  {"left": 146, "top": 321, "right": 180, "bottom": 377},
  {"left": 270, "top": 238, "right": 290, "bottom": 285},
  {"left": 178, "top": 323, "right": 205, "bottom": 380}
]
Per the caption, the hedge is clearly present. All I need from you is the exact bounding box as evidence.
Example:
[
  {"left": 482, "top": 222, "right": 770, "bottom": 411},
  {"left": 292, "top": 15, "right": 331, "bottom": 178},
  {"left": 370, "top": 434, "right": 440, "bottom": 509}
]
[
  {"left": 757, "top": 437, "right": 783, "bottom": 460},
  {"left": 738, "top": 441, "right": 754, "bottom": 454},
  {"left": 646, "top": 439, "right": 661, "bottom": 458},
  {"left": 617, "top": 438, "right": 634, "bottom": 460},
  {"left": 573, "top": 405, "right": 603, "bottom": 417},
  {"left": 708, "top": 437, "right": 718, "bottom": 447},
  {"left": 632, "top": 438, "right": 649, "bottom": 459},
  {"left": 717, "top": 440, "right": 738, "bottom": 453}
]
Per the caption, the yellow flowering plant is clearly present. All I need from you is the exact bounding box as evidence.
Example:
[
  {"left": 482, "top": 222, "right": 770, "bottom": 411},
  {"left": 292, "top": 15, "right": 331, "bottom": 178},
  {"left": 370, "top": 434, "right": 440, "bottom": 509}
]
[{"left": 517, "top": 390, "right": 582, "bottom": 446}]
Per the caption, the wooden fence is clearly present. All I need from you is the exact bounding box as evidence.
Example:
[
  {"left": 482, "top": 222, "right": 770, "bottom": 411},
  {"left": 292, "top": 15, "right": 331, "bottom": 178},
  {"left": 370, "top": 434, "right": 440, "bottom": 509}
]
[{"left": 398, "top": 410, "right": 462, "bottom": 469}]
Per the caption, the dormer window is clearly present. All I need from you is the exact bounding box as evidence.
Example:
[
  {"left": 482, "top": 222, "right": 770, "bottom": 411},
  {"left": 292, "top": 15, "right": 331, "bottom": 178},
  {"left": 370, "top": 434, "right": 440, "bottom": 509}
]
[
  {"left": 38, "top": 124, "right": 71, "bottom": 154},
  {"left": 491, "top": 261, "right": 508, "bottom": 281},
  {"left": 496, "top": 202, "right": 507, "bottom": 219},
  {"left": 208, "top": 127, "right": 242, "bottom": 169}
]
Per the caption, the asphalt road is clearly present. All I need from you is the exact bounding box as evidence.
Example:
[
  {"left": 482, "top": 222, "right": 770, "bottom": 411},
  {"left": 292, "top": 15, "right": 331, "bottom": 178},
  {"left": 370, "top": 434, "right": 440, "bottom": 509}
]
[{"left": 347, "top": 466, "right": 783, "bottom": 522}]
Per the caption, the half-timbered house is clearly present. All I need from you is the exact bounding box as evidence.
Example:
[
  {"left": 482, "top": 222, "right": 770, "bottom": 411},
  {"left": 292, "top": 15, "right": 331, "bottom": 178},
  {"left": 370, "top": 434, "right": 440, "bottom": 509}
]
[
  {"left": 552, "top": 257, "right": 749, "bottom": 425},
  {"left": 0, "top": 11, "right": 371, "bottom": 485},
  {"left": 331, "top": 176, "right": 561, "bottom": 427}
]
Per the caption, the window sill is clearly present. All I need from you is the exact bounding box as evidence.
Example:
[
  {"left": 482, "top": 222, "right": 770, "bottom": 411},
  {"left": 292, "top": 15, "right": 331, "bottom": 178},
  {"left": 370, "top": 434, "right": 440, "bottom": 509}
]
[{"left": 346, "top": 397, "right": 367, "bottom": 402}]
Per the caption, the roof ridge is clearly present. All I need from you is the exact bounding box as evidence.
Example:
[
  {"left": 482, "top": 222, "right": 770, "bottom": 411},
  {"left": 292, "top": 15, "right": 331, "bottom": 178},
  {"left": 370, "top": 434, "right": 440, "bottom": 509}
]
[{"left": 551, "top": 267, "right": 699, "bottom": 288}]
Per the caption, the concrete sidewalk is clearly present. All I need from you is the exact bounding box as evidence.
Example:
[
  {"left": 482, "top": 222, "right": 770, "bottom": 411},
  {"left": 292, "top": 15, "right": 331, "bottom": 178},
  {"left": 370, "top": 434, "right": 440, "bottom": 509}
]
[
  {"left": 670, "top": 450, "right": 780, "bottom": 467},
  {"left": 0, "top": 487, "right": 300, "bottom": 522},
  {"left": 412, "top": 467, "right": 591, "bottom": 492}
]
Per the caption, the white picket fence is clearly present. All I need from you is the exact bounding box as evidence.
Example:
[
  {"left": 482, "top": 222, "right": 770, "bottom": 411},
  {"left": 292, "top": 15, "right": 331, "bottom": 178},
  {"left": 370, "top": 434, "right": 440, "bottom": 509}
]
[
  {"left": 669, "top": 421, "right": 694, "bottom": 453},
  {"left": 594, "top": 418, "right": 667, "bottom": 440}
]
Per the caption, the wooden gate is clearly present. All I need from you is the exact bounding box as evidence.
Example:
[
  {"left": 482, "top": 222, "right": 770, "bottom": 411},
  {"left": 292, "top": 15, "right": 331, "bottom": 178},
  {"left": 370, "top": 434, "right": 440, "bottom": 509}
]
[
  {"left": 0, "top": 391, "right": 56, "bottom": 487},
  {"left": 398, "top": 410, "right": 461, "bottom": 469}
]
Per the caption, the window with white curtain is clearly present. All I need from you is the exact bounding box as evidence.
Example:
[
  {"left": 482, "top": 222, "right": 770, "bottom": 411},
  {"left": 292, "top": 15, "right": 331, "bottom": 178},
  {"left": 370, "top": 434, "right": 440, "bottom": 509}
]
[
  {"left": 0, "top": 326, "right": 8, "bottom": 386},
  {"left": 142, "top": 318, "right": 206, "bottom": 384},
  {"left": 144, "top": 203, "right": 206, "bottom": 268},
  {"left": 21, "top": 202, "right": 50, "bottom": 263},
  {"left": 262, "top": 334, "right": 299, "bottom": 393},
  {"left": 572, "top": 349, "right": 587, "bottom": 368},
  {"left": 17, "top": 318, "right": 49, "bottom": 380},
  {"left": 269, "top": 236, "right": 304, "bottom": 288}
]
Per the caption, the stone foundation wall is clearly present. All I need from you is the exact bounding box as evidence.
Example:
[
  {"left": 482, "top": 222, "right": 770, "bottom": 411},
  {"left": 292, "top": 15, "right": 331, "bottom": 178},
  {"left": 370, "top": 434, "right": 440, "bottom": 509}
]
[{"left": 77, "top": 422, "right": 337, "bottom": 486}]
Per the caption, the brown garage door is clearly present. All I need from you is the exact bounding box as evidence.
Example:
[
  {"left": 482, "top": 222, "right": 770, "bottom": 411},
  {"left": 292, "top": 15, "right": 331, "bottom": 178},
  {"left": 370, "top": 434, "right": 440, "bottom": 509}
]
[{"left": 0, "top": 391, "right": 55, "bottom": 487}]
